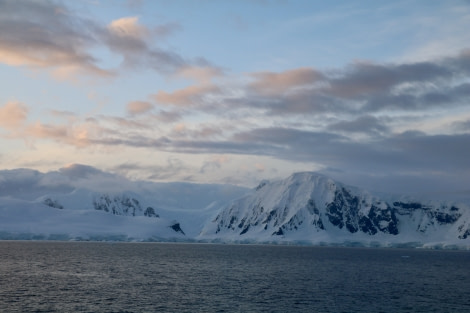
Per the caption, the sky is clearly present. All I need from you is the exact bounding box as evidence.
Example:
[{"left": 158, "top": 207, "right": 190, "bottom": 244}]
[{"left": 0, "top": 0, "right": 470, "bottom": 195}]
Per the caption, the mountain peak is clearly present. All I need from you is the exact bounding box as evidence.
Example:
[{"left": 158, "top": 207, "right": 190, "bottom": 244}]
[
  {"left": 286, "top": 171, "right": 336, "bottom": 185},
  {"left": 200, "top": 171, "right": 470, "bottom": 247}
]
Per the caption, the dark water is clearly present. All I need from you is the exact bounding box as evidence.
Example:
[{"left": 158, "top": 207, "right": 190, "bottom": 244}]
[{"left": 0, "top": 242, "right": 469, "bottom": 312}]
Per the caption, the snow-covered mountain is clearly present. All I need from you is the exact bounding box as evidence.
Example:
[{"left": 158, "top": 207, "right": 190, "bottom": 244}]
[
  {"left": 0, "top": 165, "right": 249, "bottom": 241},
  {"left": 199, "top": 172, "right": 470, "bottom": 248},
  {"left": 1, "top": 166, "right": 469, "bottom": 248}
]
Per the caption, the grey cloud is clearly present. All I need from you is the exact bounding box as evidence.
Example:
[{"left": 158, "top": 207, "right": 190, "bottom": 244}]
[
  {"left": 221, "top": 127, "right": 470, "bottom": 181},
  {"left": 102, "top": 30, "right": 185, "bottom": 72},
  {"left": 56, "top": 163, "right": 137, "bottom": 192},
  {"left": 327, "top": 115, "right": 389, "bottom": 135},
  {"left": 328, "top": 54, "right": 470, "bottom": 112},
  {"left": 200, "top": 160, "right": 221, "bottom": 174},
  {"left": 222, "top": 52, "right": 470, "bottom": 118},
  {"left": 270, "top": 91, "right": 344, "bottom": 115},
  {"left": 233, "top": 127, "right": 344, "bottom": 146},
  {"left": 152, "top": 22, "right": 182, "bottom": 38},
  {"left": 328, "top": 61, "right": 453, "bottom": 98},
  {"left": 58, "top": 163, "right": 108, "bottom": 179},
  {"left": 452, "top": 119, "right": 470, "bottom": 131},
  {"left": 0, "top": 0, "right": 189, "bottom": 76},
  {"left": 145, "top": 157, "right": 188, "bottom": 180},
  {"left": 155, "top": 110, "right": 182, "bottom": 123},
  {"left": 385, "top": 131, "right": 470, "bottom": 170},
  {"left": 89, "top": 135, "right": 172, "bottom": 150},
  {"left": 77, "top": 122, "right": 468, "bottom": 182},
  {"left": 363, "top": 82, "right": 470, "bottom": 112},
  {"left": 0, "top": 168, "right": 73, "bottom": 199},
  {"left": 136, "top": 50, "right": 470, "bottom": 122},
  {"left": 0, "top": 0, "right": 112, "bottom": 76},
  {"left": 325, "top": 170, "right": 470, "bottom": 196},
  {"left": 17, "top": 104, "right": 467, "bottom": 194}
]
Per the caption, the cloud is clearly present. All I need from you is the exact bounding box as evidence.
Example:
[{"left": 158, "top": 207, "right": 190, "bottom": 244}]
[
  {"left": 229, "top": 127, "right": 470, "bottom": 179},
  {"left": 327, "top": 115, "right": 389, "bottom": 135},
  {"left": 327, "top": 61, "right": 452, "bottom": 99},
  {"left": 453, "top": 119, "right": 470, "bottom": 131},
  {"left": 0, "top": 101, "right": 29, "bottom": 130},
  {"left": 200, "top": 155, "right": 230, "bottom": 174},
  {"left": 0, "top": 168, "right": 73, "bottom": 199},
  {"left": 1, "top": 111, "right": 101, "bottom": 148},
  {"left": 59, "top": 163, "right": 107, "bottom": 179},
  {"left": 0, "top": 0, "right": 113, "bottom": 77},
  {"left": 103, "top": 16, "right": 185, "bottom": 73},
  {"left": 126, "top": 101, "right": 153, "bottom": 115},
  {"left": 169, "top": 123, "right": 225, "bottom": 140},
  {"left": 249, "top": 67, "right": 324, "bottom": 96},
  {"left": 154, "top": 84, "right": 220, "bottom": 107},
  {"left": 57, "top": 163, "right": 137, "bottom": 192},
  {"left": 2, "top": 39, "right": 469, "bottom": 194},
  {"left": 154, "top": 110, "right": 182, "bottom": 123},
  {"left": 223, "top": 52, "right": 470, "bottom": 117},
  {"left": 0, "top": 1, "right": 188, "bottom": 78},
  {"left": 254, "top": 163, "right": 265, "bottom": 173},
  {"left": 145, "top": 157, "right": 189, "bottom": 180},
  {"left": 176, "top": 65, "right": 224, "bottom": 84},
  {"left": 108, "top": 16, "right": 148, "bottom": 39}
]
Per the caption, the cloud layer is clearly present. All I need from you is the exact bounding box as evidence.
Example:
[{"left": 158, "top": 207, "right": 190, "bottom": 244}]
[
  {"left": 1, "top": 0, "right": 469, "bottom": 195},
  {"left": 0, "top": 0, "right": 219, "bottom": 79}
]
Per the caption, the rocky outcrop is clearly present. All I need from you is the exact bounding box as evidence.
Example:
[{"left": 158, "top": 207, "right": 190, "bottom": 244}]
[
  {"left": 93, "top": 194, "right": 158, "bottom": 218},
  {"left": 43, "top": 198, "right": 64, "bottom": 210},
  {"left": 201, "top": 172, "right": 469, "bottom": 243}
]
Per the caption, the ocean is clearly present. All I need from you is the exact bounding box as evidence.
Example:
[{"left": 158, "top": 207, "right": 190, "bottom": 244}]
[{"left": 0, "top": 241, "right": 469, "bottom": 312}]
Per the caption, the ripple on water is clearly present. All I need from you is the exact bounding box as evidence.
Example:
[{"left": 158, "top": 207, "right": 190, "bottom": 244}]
[{"left": 0, "top": 242, "right": 469, "bottom": 312}]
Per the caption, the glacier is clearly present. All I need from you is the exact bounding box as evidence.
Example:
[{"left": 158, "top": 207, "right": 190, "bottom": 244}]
[{"left": 0, "top": 166, "right": 469, "bottom": 249}]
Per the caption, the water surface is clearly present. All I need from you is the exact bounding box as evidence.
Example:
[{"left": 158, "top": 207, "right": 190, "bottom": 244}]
[{"left": 0, "top": 242, "right": 469, "bottom": 312}]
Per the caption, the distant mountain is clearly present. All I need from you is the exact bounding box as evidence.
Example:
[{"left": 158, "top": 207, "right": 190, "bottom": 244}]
[
  {"left": 199, "top": 172, "right": 470, "bottom": 248},
  {"left": 0, "top": 167, "right": 469, "bottom": 248},
  {"left": 0, "top": 165, "right": 249, "bottom": 241}
]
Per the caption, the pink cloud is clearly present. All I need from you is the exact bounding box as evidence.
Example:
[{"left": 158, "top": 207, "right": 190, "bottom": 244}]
[
  {"left": 154, "top": 84, "right": 220, "bottom": 107},
  {"left": 176, "top": 65, "right": 224, "bottom": 84},
  {"left": 108, "top": 16, "right": 149, "bottom": 39},
  {"left": 0, "top": 101, "right": 29, "bottom": 130},
  {"left": 126, "top": 101, "right": 153, "bottom": 115},
  {"left": 249, "top": 67, "right": 324, "bottom": 96},
  {"left": 0, "top": 2, "right": 185, "bottom": 80}
]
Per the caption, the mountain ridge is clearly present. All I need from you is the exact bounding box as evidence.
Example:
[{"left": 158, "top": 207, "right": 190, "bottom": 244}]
[
  {"left": 0, "top": 167, "right": 469, "bottom": 248},
  {"left": 199, "top": 172, "right": 470, "bottom": 248}
]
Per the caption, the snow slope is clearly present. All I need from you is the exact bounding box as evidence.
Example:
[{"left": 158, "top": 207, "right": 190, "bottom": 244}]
[
  {"left": 1, "top": 166, "right": 469, "bottom": 248},
  {"left": 199, "top": 172, "right": 470, "bottom": 249},
  {"left": 0, "top": 165, "right": 249, "bottom": 241}
]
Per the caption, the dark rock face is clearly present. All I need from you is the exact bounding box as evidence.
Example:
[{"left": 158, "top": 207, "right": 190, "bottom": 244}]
[
  {"left": 458, "top": 226, "right": 470, "bottom": 239},
  {"left": 208, "top": 174, "right": 468, "bottom": 241},
  {"left": 144, "top": 207, "right": 159, "bottom": 218},
  {"left": 170, "top": 222, "right": 185, "bottom": 235},
  {"left": 213, "top": 197, "right": 326, "bottom": 237},
  {"left": 307, "top": 199, "right": 325, "bottom": 230},
  {"left": 43, "top": 198, "right": 64, "bottom": 210},
  {"left": 93, "top": 194, "right": 159, "bottom": 218},
  {"left": 93, "top": 195, "right": 140, "bottom": 216},
  {"left": 393, "top": 202, "right": 423, "bottom": 210},
  {"left": 393, "top": 201, "right": 463, "bottom": 233},
  {"left": 326, "top": 188, "right": 360, "bottom": 232},
  {"left": 326, "top": 188, "right": 398, "bottom": 235}
]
